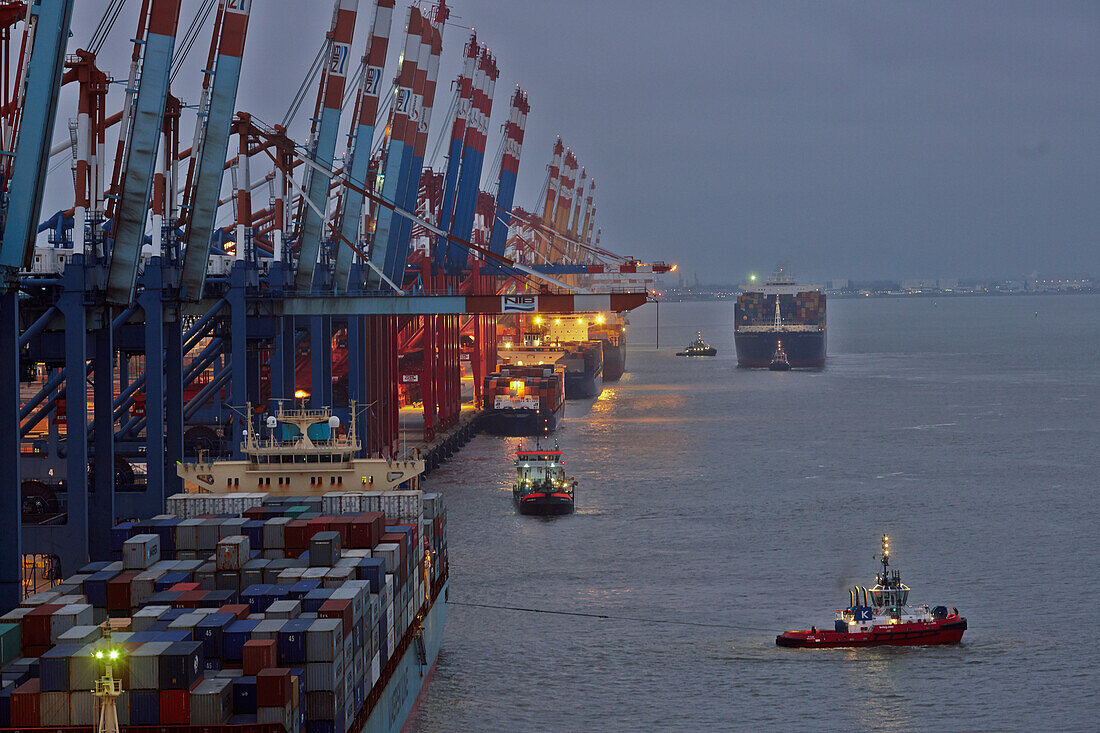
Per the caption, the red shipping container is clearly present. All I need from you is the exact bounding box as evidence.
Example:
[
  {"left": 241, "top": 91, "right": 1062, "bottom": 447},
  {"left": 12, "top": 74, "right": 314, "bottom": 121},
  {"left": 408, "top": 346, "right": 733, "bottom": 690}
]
[
  {"left": 174, "top": 590, "right": 209, "bottom": 609},
  {"left": 169, "top": 582, "right": 201, "bottom": 592},
  {"left": 318, "top": 599, "right": 353, "bottom": 638},
  {"left": 106, "top": 571, "right": 140, "bottom": 611},
  {"left": 160, "top": 688, "right": 191, "bottom": 725},
  {"left": 21, "top": 604, "right": 62, "bottom": 646},
  {"left": 218, "top": 604, "right": 251, "bottom": 620},
  {"left": 11, "top": 678, "right": 40, "bottom": 726},
  {"left": 284, "top": 520, "right": 311, "bottom": 552},
  {"left": 256, "top": 668, "right": 292, "bottom": 707},
  {"left": 22, "top": 644, "right": 52, "bottom": 658},
  {"left": 328, "top": 516, "right": 355, "bottom": 546},
  {"left": 243, "top": 506, "right": 266, "bottom": 520},
  {"left": 350, "top": 512, "right": 384, "bottom": 549},
  {"left": 243, "top": 638, "right": 278, "bottom": 676},
  {"left": 307, "top": 517, "right": 332, "bottom": 536}
]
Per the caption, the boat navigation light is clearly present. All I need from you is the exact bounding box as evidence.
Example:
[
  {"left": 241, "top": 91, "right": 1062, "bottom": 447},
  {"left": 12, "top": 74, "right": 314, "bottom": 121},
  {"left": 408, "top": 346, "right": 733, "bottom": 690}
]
[{"left": 534, "top": 316, "right": 543, "bottom": 325}]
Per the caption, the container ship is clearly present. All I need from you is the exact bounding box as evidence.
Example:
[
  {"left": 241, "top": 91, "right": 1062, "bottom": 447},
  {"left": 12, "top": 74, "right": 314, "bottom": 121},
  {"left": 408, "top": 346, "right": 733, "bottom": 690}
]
[
  {"left": 0, "top": 405, "right": 447, "bottom": 733},
  {"left": 509, "top": 315, "right": 605, "bottom": 397},
  {"left": 481, "top": 364, "right": 566, "bottom": 436},
  {"left": 586, "top": 318, "right": 627, "bottom": 382},
  {"left": 734, "top": 269, "right": 826, "bottom": 368}
]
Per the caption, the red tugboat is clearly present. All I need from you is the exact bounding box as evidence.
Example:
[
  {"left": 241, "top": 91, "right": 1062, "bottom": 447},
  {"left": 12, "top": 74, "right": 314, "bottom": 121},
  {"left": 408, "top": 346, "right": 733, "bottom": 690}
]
[{"left": 777, "top": 535, "right": 967, "bottom": 648}]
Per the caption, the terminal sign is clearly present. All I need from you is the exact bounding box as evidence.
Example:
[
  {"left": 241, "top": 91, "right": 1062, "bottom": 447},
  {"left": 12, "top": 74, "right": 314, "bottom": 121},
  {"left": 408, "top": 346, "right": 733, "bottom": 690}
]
[{"left": 502, "top": 295, "right": 538, "bottom": 313}]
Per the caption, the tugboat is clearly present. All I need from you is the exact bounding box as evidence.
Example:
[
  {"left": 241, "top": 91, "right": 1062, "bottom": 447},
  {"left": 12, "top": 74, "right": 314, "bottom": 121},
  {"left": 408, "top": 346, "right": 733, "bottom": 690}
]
[
  {"left": 776, "top": 535, "right": 967, "bottom": 648},
  {"left": 513, "top": 440, "right": 576, "bottom": 515},
  {"left": 676, "top": 331, "right": 717, "bottom": 357},
  {"left": 768, "top": 341, "right": 791, "bottom": 371}
]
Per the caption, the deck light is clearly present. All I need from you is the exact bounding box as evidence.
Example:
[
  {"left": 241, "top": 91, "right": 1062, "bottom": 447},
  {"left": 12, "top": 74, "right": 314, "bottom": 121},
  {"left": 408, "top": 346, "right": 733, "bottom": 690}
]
[{"left": 294, "top": 389, "right": 309, "bottom": 399}]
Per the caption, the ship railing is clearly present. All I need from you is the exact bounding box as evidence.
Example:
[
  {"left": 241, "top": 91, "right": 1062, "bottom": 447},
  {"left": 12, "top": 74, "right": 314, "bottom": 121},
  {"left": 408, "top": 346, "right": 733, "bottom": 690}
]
[{"left": 737, "top": 323, "right": 822, "bottom": 332}]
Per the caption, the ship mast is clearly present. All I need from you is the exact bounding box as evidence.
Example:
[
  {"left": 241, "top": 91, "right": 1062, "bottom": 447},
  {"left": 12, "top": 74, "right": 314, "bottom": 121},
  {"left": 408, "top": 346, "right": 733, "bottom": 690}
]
[
  {"left": 880, "top": 533, "right": 890, "bottom": 576},
  {"left": 774, "top": 297, "right": 782, "bottom": 330}
]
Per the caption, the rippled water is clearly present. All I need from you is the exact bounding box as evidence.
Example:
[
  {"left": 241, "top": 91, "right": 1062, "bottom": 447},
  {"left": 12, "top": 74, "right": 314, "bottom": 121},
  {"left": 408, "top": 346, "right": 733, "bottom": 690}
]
[{"left": 410, "top": 295, "right": 1099, "bottom": 731}]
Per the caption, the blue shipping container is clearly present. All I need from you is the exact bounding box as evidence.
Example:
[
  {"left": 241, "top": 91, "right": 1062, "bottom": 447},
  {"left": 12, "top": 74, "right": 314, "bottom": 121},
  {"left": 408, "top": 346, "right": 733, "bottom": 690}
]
[
  {"left": 194, "top": 612, "right": 236, "bottom": 658},
  {"left": 129, "top": 689, "right": 160, "bottom": 725},
  {"left": 158, "top": 640, "right": 203, "bottom": 690},
  {"left": 276, "top": 619, "right": 312, "bottom": 665},
  {"left": 223, "top": 620, "right": 261, "bottom": 662},
  {"left": 232, "top": 676, "right": 257, "bottom": 714}
]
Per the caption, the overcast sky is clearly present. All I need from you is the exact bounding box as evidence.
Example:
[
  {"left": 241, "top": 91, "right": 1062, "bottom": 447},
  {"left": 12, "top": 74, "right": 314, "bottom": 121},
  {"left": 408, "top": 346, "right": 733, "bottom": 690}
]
[{"left": 51, "top": 1, "right": 1099, "bottom": 281}]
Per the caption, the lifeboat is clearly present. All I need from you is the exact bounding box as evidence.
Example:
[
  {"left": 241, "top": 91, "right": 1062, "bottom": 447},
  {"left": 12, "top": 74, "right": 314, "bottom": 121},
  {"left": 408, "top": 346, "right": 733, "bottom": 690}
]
[{"left": 777, "top": 534, "right": 967, "bottom": 648}]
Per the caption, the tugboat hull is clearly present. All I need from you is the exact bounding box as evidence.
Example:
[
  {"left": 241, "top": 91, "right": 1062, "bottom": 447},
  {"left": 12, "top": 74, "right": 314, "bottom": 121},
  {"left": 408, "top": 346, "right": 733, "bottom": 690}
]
[
  {"left": 514, "top": 492, "right": 574, "bottom": 515},
  {"left": 768, "top": 360, "right": 791, "bottom": 371},
  {"left": 776, "top": 617, "right": 967, "bottom": 648}
]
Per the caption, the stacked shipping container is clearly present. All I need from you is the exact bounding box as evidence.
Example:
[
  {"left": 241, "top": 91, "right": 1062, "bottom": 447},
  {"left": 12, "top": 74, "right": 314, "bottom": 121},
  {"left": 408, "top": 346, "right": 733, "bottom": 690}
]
[
  {"left": 0, "top": 491, "right": 447, "bottom": 730},
  {"left": 735, "top": 291, "right": 826, "bottom": 328}
]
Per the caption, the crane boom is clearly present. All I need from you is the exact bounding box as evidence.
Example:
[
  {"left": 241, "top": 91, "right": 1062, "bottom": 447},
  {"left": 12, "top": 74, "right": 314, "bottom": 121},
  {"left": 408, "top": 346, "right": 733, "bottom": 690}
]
[
  {"left": 0, "top": 0, "right": 75, "bottom": 286},
  {"left": 331, "top": 0, "right": 395, "bottom": 292},
  {"left": 178, "top": 0, "right": 252, "bottom": 301},
  {"left": 294, "top": 0, "right": 359, "bottom": 292},
  {"left": 105, "top": 0, "right": 183, "bottom": 305}
]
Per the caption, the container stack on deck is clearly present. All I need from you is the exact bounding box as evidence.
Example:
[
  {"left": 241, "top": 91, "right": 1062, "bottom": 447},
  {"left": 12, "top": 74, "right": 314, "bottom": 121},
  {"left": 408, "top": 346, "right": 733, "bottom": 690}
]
[
  {"left": 0, "top": 492, "right": 447, "bottom": 729},
  {"left": 482, "top": 365, "right": 566, "bottom": 414}
]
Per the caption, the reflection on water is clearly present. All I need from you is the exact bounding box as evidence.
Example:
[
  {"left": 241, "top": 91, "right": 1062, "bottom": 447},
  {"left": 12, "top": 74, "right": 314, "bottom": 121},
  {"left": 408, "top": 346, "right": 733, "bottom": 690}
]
[{"left": 411, "top": 296, "right": 1099, "bottom": 732}]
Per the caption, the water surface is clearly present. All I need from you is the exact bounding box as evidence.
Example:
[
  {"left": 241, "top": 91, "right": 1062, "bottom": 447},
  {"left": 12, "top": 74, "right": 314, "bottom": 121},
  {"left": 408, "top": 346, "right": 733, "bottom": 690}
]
[{"left": 411, "top": 295, "right": 1099, "bottom": 731}]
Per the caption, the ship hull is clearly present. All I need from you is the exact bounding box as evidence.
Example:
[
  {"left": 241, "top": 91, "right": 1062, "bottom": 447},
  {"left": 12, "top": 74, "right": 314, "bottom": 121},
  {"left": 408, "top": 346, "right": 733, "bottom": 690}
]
[
  {"left": 599, "top": 340, "right": 626, "bottom": 382},
  {"left": 359, "top": 580, "right": 449, "bottom": 733},
  {"left": 514, "top": 492, "right": 575, "bottom": 515},
  {"left": 776, "top": 617, "right": 966, "bottom": 648},
  {"left": 482, "top": 406, "right": 561, "bottom": 436},
  {"left": 735, "top": 330, "right": 826, "bottom": 368},
  {"left": 565, "top": 369, "right": 602, "bottom": 399}
]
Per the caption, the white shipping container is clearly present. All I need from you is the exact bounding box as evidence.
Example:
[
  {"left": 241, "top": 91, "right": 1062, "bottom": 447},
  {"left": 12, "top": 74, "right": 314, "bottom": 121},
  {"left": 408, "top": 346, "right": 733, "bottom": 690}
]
[
  {"left": 131, "top": 605, "right": 169, "bottom": 632},
  {"left": 50, "top": 603, "right": 94, "bottom": 642},
  {"left": 40, "top": 691, "right": 70, "bottom": 725},
  {"left": 190, "top": 677, "right": 233, "bottom": 724},
  {"left": 216, "top": 535, "right": 250, "bottom": 570},
  {"left": 370, "top": 653, "right": 380, "bottom": 686},
  {"left": 69, "top": 690, "right": 94, "bottom": 725},
  {"left": 267, "top": 600, "right": 301, "bottom": 620},
  {"left": 21, "top": 589, "right": 61, "bottom": 607}
]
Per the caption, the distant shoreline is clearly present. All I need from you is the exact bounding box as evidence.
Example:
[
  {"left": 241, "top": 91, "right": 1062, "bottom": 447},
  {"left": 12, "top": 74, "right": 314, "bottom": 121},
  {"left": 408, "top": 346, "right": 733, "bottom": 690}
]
[{"left": 655, "top": 289, "right": 1100, "bottom": 303}]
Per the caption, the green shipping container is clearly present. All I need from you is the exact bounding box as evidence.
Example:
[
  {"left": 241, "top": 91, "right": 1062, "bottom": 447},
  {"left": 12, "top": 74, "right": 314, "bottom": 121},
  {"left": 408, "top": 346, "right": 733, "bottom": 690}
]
[{"left": 0, "top": 621, "right": 19, "bottom": 664}]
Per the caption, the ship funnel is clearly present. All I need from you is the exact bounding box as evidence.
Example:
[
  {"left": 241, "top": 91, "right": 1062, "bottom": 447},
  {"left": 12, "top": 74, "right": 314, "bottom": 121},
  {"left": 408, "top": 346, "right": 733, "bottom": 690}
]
[
  {"left": 861, "top": 586, "right": 869, "bottom": 607},
  {"left": 849, "top": 587, "right": 856, "bottom": 608}
]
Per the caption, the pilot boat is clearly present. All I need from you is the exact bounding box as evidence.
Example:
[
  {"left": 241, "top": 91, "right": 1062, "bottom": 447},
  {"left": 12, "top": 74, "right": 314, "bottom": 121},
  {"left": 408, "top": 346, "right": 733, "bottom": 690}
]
[
  {"left": 768, "top": 341, "right": 791, "bottom": 371},
  {"left": 676, "top": 331, "right": 717, "bottom": 357},
  {"left": 776, "top": 535, "right": 967, "bottom": 648},
  {"left": 513, "top": 441, "right": 576, "bottom": 515}
]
